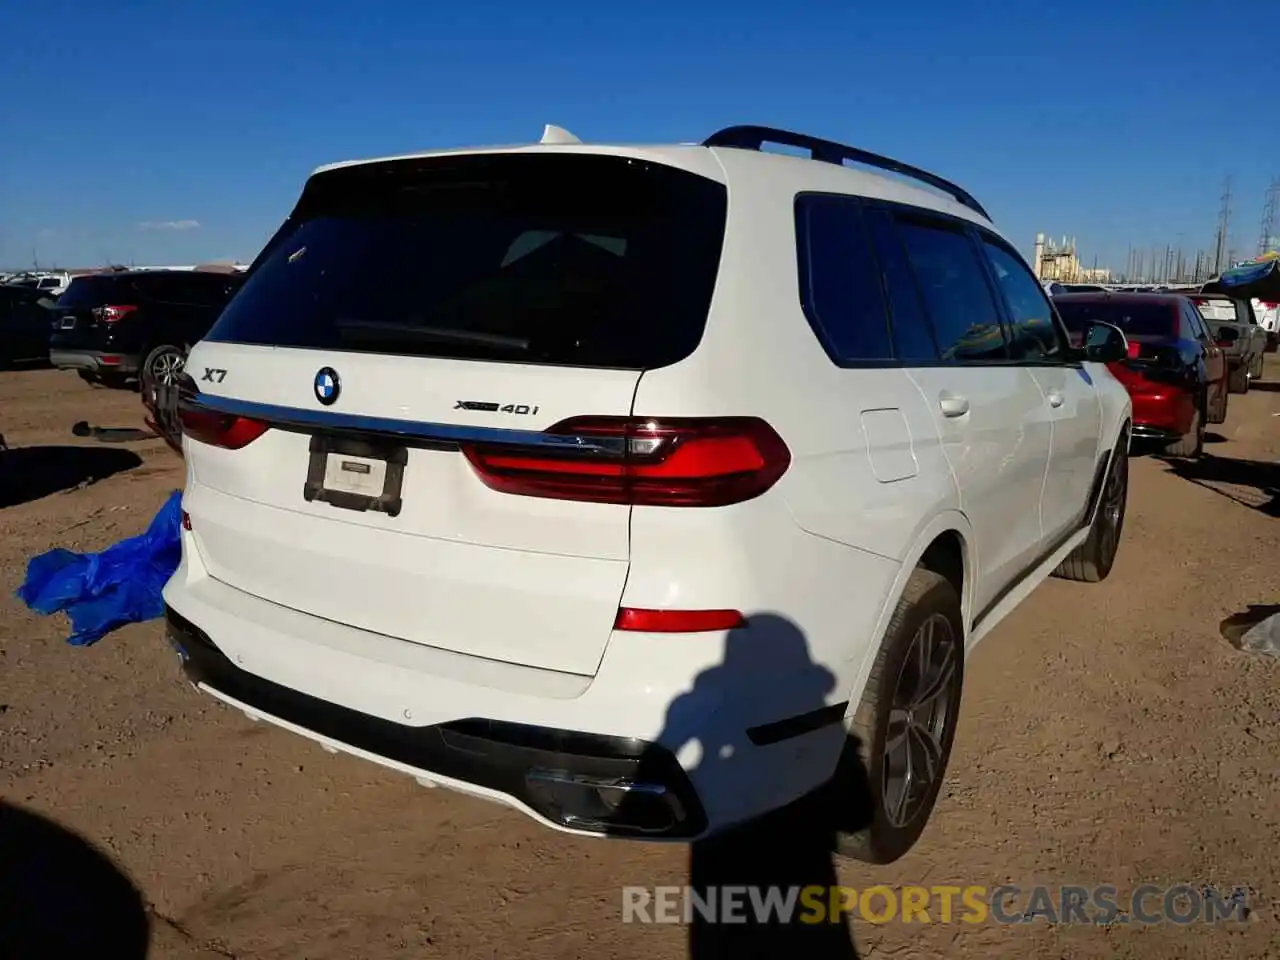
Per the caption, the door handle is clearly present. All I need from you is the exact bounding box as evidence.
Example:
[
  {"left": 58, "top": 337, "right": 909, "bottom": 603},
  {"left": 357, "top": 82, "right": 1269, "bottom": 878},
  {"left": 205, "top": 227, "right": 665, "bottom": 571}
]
[
  {"left": 1047, "top": 392, "right": 1064, "bottom": 408},
  {"left": 938, "top": 393, "right": 970, "bottom": 418}
]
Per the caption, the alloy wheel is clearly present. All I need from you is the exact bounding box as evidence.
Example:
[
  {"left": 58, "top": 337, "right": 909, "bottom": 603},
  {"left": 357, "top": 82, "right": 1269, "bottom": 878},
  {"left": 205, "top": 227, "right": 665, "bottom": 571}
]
[
  {"left": 148, "top": 348, "right": 185, "bottom": 387},
  {"left": 882, "top": 613, "right": 959, "bottom": 828}
]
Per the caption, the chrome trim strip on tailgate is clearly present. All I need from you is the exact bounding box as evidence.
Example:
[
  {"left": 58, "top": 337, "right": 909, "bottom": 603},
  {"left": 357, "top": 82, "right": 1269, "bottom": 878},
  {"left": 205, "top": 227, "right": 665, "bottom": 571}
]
[{"left": 184, "top": 393, "right": 624, "bottom": 454}]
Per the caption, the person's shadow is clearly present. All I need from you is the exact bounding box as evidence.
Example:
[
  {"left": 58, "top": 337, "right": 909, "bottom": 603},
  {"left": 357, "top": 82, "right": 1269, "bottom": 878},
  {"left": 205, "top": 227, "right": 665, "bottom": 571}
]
[
  {"left": 623, "top": 613, "right": 871, "bottom": 958},
  {"left": 0, "top": 801, "right": 150, "bottom": 956}
]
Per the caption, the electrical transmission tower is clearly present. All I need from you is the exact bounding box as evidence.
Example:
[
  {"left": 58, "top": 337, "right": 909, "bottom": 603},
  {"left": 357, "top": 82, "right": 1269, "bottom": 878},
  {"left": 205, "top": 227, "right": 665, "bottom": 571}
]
[
  {"left": 1259, "top": 178, "right": 1279, "bottom": 256},
  {"left": 1214, "top": 176, "right": 1234, "bottom": 274}
]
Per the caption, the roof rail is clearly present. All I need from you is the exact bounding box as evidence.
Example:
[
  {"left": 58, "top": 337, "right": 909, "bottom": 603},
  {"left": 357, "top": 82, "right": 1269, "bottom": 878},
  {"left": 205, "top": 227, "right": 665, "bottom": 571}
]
[{"left": 703, "top": 125, "right": 990, "bottom": 220}]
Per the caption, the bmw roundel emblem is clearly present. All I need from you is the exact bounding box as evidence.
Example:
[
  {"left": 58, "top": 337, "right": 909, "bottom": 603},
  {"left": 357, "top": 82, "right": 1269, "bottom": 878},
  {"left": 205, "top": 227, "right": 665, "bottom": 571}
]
[{"left": 314, "top": 367, "right": 340, "bottom": 405}]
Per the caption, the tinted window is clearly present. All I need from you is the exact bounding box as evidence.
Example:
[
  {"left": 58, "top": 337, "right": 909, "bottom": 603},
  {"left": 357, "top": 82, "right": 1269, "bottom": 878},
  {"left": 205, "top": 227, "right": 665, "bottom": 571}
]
[
  {"left": 895, "top": 217, "right": 1007, "bottom": 362},
  {"left": 56, "top": 275, "right": 137, "bottom": 307},
  {"left": 864, "top": 208, "right": 938, "bottom": 362},
  {"left": 207, "top": 154, "right": 728, "bottom": 369},
  {"left": 140, "top": 272, "right": 238, "bottom": 307},
  {"left": 1054, "top": 299, "right": 1177, "bottom": 338},
  {"left": 795, "top": 196, "right": 893, "bottom": 363},
  {"left": 981, "top": 238, "right": 1063, "bottom": 361}
]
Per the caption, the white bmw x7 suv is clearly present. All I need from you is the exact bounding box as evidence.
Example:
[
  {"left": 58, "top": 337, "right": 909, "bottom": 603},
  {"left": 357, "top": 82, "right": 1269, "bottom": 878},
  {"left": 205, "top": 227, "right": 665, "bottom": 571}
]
[{"left": 164, "top": 123, "right": 1133, "bottom": 863}]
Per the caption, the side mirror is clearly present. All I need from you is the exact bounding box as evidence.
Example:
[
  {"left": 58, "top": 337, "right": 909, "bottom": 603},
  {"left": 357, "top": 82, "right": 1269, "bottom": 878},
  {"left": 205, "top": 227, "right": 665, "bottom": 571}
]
[{"left": 1083, "top": 321, "right": 1129, "bottom": 363}]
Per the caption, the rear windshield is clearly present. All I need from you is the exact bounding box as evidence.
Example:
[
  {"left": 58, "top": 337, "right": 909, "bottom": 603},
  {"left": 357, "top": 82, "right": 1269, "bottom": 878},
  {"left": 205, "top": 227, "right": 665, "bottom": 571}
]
[
  {"left": 1190, "top": 296, "right": 1250, "bottom": 323},
  {"left": 1054, "top": 299, "right": 1176, "bottom": 337},
  {"left": 206, "top": 154, "right": 729, "bottom": 369},
  {"left": 56, "top": 275, "right": 137, "bottom": 307}
]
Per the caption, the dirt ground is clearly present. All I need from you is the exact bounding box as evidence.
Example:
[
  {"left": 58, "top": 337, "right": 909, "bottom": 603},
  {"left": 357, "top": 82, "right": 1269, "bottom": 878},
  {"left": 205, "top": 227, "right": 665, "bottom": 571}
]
[{"left": 3, "top": 363, "right": 1279, "bottom": 959}]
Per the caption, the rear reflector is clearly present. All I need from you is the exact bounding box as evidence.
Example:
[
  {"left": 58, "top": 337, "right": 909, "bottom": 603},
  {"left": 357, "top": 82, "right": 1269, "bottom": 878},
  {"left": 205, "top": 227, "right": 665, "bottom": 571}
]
[
  {"left": 178, "top": 407, "right": 269, "bottom": 450},
  {"left": 462, "top": 416, "right": 791, "bottom": 507},
  {"left": 181, "top": 511, "right": 192, "bottom": 531},
  {"left": 614, "top": 608, "right": 746, "bottom": 632}
]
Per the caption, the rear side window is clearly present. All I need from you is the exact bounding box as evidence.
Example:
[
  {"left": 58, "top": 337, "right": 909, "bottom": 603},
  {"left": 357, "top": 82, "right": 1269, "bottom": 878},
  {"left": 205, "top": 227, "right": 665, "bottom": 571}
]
[
  {"left": 140, "top": 273, "right": 238, "bottom": 307},
  {"left": 863, "top": 208, "right": 938, "bottom": 363},
  {"left": 895, "top": 217, "right": 1008, "bottom": 362},
  {"left": 1054, "top": 299, "right": 1176, "bottom": 337},
  {"left": 207, "top": 154, "right": 728, "bottom": 369},
  {"left": 795, "top": 196, "right": 893, "bottom": 363}
]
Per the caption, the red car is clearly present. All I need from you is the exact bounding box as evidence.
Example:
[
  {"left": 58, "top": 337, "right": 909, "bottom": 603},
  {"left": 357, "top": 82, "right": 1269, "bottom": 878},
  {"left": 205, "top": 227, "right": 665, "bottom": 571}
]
[{"left": 1053, "top": 292, "right": 1228, "bottom": 459}]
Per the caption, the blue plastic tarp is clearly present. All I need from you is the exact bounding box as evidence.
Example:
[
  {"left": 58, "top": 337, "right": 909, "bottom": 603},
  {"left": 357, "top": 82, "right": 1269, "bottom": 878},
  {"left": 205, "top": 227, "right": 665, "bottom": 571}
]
[
  {"left": 1205, "top": 258, "right": 1280, "bottom": 301},
  {"left": 16, "top": 490, "right": 184, "bottom": 646}
]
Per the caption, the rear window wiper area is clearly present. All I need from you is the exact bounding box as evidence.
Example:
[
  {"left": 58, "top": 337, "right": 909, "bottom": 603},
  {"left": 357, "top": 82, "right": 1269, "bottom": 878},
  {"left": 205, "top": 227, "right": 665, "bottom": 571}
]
[{"left": 334, "top": 317, "right": 531, "bottom": 353}]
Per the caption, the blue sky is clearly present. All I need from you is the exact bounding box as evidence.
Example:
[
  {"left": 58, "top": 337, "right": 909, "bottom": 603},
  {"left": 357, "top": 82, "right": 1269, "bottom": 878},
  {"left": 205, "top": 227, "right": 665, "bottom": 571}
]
[{"left": 4, "top": 0, "right": 1279, "bottom": 274}]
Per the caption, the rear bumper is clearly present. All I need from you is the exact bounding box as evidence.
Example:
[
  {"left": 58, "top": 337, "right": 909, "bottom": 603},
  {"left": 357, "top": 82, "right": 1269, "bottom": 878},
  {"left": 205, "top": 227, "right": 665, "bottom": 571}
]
[
  {"left": 162, "top": 537, "right": 867, "bottom": 839},
  {"left": 49, "top": 348, "right": 140, "bottom": 375},
  {"left": 167, "top": 605, "right": 707, "bottom": 838},
  {"left": 1128, "top": 389, "right": 1195, "bottom": 437}
]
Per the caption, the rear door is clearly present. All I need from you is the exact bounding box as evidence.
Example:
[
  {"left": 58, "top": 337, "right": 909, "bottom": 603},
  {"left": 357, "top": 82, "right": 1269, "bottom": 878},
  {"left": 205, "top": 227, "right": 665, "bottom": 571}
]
[
  {"left": 182, "top": 152, "right": 728, "bottom": 676},
  {"left": 880, "top": 209, "right": 1053, "bottom": 617}
]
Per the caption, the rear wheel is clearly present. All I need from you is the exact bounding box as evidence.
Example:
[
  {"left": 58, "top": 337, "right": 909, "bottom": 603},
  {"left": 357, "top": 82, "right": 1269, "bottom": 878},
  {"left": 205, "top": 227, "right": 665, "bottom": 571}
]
[
  {"left": 1250, "top": 352, "right": 1265, "bottom": 381},
  {"left": 835, "top": 569, "right": 963, "bottom": 864},
  {"left": 143, "top": 344, "right": 186, "bottom": 388},
  {"left": 1229, "top": 363, "right": 1250, "bottom": 394},
  {"left": 1053, "top": 440, "right": 1128, "bottom": 583},
  {"left": 1165, "top": 402, "right": 1204, "bottom": 459}
]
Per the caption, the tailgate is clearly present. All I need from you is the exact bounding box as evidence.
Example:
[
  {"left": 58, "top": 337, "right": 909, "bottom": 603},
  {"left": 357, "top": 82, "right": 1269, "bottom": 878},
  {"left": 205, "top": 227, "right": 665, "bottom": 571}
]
[{"left": 179, "top": 150, "right": 727, "bottom": 677}]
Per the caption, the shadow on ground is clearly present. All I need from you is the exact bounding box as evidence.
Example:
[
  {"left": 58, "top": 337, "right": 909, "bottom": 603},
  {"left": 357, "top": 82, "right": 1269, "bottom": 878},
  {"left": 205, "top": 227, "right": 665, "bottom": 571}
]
[
  {"left": 1248, "top": 379, "right": 1280, "bottom": 392},
  {"left": 0, "top": 801, "right": 150, "bottom": 957},
  {"left": 1220, "top": 605, "right": 1280, "bottom": 648},
  {"left": 1162, "top": 454, "right": 1280, "bottom": 517},
  {"left": 0, "top": 445, "right": 142, "bottom": 509},
  {"left": 619, "top": 613, "right": 874, "bottom": 958}
]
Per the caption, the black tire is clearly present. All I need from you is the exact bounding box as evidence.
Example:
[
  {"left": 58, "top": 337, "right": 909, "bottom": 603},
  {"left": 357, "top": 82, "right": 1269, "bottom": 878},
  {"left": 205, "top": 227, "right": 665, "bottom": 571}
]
[
  {"left": 1053, "top": 441, "right": 1128, "bottom": 583},
  {"left": 142, "top": 344, "right": 186, "bottom": 389},
  {"left": 1250, "top": 352, "right": 1265, "bottom": 381},
  {"left": 1165, "top": 402, "right": 1204, "bottom": 459},
  {"left": 834, "top": 568, "right": 963, "bottom": 865},
  {"left": 1229, "top": 363, "right": 1249, "bottom": 395},
  {"left": 76, "top": 370, "right": 99, "bottom": 385}
]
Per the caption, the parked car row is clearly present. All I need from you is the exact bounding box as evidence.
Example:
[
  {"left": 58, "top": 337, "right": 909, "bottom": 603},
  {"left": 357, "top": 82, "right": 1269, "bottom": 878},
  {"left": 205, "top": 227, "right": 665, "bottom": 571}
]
[
  {"left": 1052, "top": 289, "right": 1269, "bottom": 458},
  {"left": 1046, "top": 279, "right": 1280, "bottom": 355},
  {"left": 0, "top": 268, "right": 243, "bottom": 385},
  {"left": 2, "top": 270, "right": 71, "bottom": 297}
]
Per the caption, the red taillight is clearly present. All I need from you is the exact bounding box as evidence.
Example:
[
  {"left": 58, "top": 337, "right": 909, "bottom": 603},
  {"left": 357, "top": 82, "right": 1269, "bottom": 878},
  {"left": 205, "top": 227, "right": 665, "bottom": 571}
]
[
  {"left": 461, "top": 416, "right": 791, "bottom": 507},
  {"left": 614, "top": 607, "right": 746, "bottom": 632},
  {"left": 181, "top": 511, "right": 192, "bottom": 531},
  {"left": 93, "top": 304, "right": 138, "bottom": 323},
  {"left": 1126, "top": 341, "right": 1142, "bottom": 359},
  {"left": 177, "top": 407, "right": 269, "bottom": 450}
]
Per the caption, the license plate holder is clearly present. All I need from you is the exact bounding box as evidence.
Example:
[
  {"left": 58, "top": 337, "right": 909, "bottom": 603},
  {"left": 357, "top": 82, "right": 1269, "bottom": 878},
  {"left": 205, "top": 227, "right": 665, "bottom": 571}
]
[{"left": 302, "top": 433, "right": 407, "bottom": 517}]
